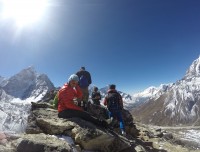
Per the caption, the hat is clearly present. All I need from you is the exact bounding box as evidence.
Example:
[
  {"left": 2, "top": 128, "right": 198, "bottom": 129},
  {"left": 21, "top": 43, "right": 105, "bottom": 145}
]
[
  {"left": 80, "top": 67, "right": 85, "bottom": 70},
  {"left": 68, "top": 74, "right": 79, "bottom": 82},
  {"left": 93, "top": 86, "right": 98, "bottom": 91},
  {"left": 109, "top": 84, "right": 116, "bottom": 89}
]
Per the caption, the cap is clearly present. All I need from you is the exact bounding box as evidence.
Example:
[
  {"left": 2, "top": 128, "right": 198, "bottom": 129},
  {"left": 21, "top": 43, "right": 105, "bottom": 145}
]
[
  {"left": 68, "top": 74, "right": 79, "bottom": 82},
  {"left": 80, "top": 67, "right": 85, "bottom": 70},
  {"left": 94, "top": 86, "right": 98, "bottom": 91},
  {"left": 109, "top": 84, "right": 116, "bottom": 89}
]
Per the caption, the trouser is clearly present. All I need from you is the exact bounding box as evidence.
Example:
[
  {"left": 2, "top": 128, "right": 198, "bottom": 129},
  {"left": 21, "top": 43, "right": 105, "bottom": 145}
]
[
  {"left": 108, "top": 110, "right": 125, "bottom": 130},
  {"left": 58, "top": 109, "right": 107, "bottom": 128},
  {"left": 81, "top": 87, "right": 89, "bottom": 102},
  {"left": 93, "top": 100, "right": 100, "bottom": 105},
  {"left": 79, "top": 87, "right": 89, "bottom": 111}
]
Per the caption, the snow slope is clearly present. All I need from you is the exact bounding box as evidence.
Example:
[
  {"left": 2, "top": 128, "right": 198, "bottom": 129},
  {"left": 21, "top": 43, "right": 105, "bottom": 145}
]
[{"left": 0, "top": 67, "right": 54, "bottom": 133}]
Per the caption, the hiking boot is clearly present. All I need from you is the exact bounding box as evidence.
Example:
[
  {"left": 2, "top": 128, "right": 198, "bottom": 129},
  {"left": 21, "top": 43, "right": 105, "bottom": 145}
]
[
  {"left": 106, "top": 117, "right": 113, "bottom": 125},
  {"left": 121, "top": 130, "right": 126, "bottom": 136}
]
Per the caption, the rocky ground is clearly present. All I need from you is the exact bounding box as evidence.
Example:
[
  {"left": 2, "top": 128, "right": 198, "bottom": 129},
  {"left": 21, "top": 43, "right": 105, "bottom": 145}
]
[
  {"left": 135, "top": 123, "right": 200, "bottom": 152},
  {"left": 0, "top": 101, "right": 200, "bottom": 152}
]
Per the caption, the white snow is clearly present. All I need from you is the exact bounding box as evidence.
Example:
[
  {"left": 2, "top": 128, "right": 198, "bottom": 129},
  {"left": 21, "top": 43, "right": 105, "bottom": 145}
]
[
  {"left": 0, "top": 67, "right": 54, "bottom": 133},
  {"left": 178, "top": 129, "right": 200, "bottom": 148},
  {"left": 53, "top": 135, "right": 79, "bottom": 152}
]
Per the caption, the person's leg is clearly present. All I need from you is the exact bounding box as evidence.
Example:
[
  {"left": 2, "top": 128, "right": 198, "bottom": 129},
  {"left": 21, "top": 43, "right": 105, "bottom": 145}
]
[
  {"left": 81, "top": 88, "right": 89, "bottom": 111},
  {"left": 116, "top": 111, "right": 126, "bottom": 135},
  {"left": 108, "top": 111, "right": 113, "bottom": 119},
  {"left": 115, "top": 112, "right": 124, "bottom": 129},
  {"left": 58, "top": 109, "right": 108, "bottom": 128},
  {"left": 58, "top": 109, "right": 77, "bottom": 118},
  {"left": 106, "top": 111, "right": 114, "bottom": 126},
  {"left": 84, "top": 87, "right": 89, "bottom": 102}
]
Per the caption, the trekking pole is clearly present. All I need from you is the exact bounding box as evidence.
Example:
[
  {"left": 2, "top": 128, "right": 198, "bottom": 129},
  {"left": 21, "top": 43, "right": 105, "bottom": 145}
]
[{"left": 105, "top": 127, "right": 135, "bottom": 146}]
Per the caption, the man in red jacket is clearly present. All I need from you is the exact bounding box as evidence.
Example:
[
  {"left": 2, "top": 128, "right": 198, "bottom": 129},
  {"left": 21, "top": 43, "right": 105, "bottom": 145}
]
[{"left": 58, "top": 74, "right": 107, "bottom": 128}]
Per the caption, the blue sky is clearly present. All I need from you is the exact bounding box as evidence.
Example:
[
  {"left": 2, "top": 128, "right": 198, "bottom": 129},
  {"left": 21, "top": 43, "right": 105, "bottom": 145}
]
[{"left": 0, "top": 0, "right": 200, "bottom": 94}]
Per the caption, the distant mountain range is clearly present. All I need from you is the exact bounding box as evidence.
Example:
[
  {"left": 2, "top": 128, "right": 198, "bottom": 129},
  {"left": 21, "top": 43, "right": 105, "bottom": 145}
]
[
  {"left": 1, "top": 56, "right": 200, "bottom": 133},
  {"left": 132, "top": 56, "right": 200, "bottom": 126}
]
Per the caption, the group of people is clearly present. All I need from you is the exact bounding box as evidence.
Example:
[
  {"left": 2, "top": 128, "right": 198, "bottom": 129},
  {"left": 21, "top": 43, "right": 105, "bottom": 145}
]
[{"left": 56, "top": 67, "right": 126, "bottom": 135}]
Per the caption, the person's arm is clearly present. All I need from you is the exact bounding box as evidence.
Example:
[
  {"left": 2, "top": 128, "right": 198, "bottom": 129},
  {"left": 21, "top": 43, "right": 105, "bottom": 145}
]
[
  {"left": 53, "top": 93, "right": 58, "bottom": 109},
  {"left": 98, "top": 92, "right": 101, "bottom": 100},
  {"left": 75, "top": 84, "right": 83, "bottom": 99},
  {"left": 119, "top": 94, "right": 123, "bottom": 109},
  {"left": 87, "top": 72, "right": 92, "bottom": 84},
  {"left": 76, "top": 71, "right": 80, "bottom": 78},
  {"left": 103, "top": 96, "right": 108, "bottom": 106},
  {"left": 91, "top": 92, "right": 95, "bottom": 99}
]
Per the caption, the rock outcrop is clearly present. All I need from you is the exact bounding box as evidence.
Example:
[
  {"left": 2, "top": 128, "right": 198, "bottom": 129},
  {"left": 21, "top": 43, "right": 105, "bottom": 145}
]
[
  {"left": 1, "top": 97, "right": 195, "bottom": 152},
  {"left": 24, "top": 102, "right": 138, "bottom": 152}
]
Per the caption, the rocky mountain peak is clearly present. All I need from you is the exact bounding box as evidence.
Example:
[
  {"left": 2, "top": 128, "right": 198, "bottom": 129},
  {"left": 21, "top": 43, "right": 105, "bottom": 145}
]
[
  {"left": 0, "top": 76, "right": 7, "bottom": 87},
  {"left": 184, "top": 56, "right": 200, "bottom": 79},
  {"left": 1, "top": 66, "right": 54, "bottom": 100},
  {"left": 0, "top": 76, "right": 5, "bottom": 83}
]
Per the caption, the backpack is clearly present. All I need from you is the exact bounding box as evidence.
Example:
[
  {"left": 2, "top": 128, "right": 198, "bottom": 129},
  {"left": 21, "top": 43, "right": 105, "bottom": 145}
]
[
  {"left": 53, "top": 93, "right": 58, "bottom": 109},
  {"left": 107, "top": 92, "right": 121, "bottom": 111},
  {"left": 79, "top": 75, "right": 89, "bottom": 88}
]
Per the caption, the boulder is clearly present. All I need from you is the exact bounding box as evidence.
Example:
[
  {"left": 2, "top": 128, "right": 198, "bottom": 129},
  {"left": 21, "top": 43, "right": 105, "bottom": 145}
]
[
  {"left": 24, "top": 102, "right": 133, "bottom": 152},
  {"left": 14, "top": 133, "right": 72, "bottom": 152}
]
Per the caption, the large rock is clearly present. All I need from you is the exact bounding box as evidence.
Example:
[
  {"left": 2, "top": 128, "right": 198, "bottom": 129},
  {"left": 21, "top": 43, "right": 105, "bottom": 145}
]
[
  {"left": 0, "top": 101, "right": 182, "bottom": 152},
  {"left": 15, "top": 133, "right": 72, "bottom": 152},
  {"left": 25, "top": 102, "right": 132, "bottom": 152},
  {"left": 87, "top": 103, "right": 139, "bottom": 137}
]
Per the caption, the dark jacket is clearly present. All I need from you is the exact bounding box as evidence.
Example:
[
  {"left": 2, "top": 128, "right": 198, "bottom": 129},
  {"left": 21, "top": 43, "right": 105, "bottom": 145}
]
[
  {"left": 76, "top": 70, "right": 92, "bottom": 86},
  {"left": 92, "top": 91, "right": 101, "bottom": 105}
]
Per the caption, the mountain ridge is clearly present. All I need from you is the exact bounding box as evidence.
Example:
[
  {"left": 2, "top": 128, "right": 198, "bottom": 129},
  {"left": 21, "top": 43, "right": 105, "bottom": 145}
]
[
  {"left": 0, "top": 66, "right": 55, "bottom": 133},
  {"left": 1, "top": 66, "right": 54, "bottom": 101},
  {"left": 132, "top": 56, "right": 200, "bottom": 126}
]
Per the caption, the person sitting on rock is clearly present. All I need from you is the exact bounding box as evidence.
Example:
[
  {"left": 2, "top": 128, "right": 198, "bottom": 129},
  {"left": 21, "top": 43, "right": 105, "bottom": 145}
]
[
  {"left": 91, "top": 86, "right": 101, "bottom": 106},
  {"left": 57, "top": 74, "right": 107, "bottom": 128},
  {"left": 104, "top": 84, "right": 126, "bottom": 135}
]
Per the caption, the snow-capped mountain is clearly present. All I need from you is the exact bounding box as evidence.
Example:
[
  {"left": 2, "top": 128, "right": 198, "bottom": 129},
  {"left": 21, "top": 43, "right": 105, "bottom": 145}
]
[
  {"left": 0, "top": 76, "right": 7, "bottom": 87},
  {"left": 132, "top": 56, "right": 200, "bottom": 126},
  {"left": 2, "top": 66, "right": 54, "bottom": 101},
  {"left": 0, "top": 67, "right": 54, "bottom": 133},
  {"left": 126, "top": 84, "right": 172, "bottom": 109}
]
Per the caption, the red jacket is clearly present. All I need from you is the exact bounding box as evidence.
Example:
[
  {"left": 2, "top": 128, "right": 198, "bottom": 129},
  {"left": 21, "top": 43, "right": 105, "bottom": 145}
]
[{"left": 58, "top": 83, "right": 83, "bottom": 112}]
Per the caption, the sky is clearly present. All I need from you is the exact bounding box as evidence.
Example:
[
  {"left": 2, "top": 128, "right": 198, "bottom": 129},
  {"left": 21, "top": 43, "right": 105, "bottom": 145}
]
[{"left": 0, "top": 0, "right": 200, "bottom": 94}]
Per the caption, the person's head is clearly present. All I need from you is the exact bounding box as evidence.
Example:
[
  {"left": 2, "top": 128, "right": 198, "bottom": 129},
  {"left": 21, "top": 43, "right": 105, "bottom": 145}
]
[
  {"left": 93, "top": 86, "right": 98, "bottom": 92},
  {"left": 80, "top": 67, "right": 85, "bottom": 71},
  {"left": 109, "top": 84, "right": 116, "bottom": 90},
  {"left": 68, "top": 74, "right": 79, "bottom": 87}
]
